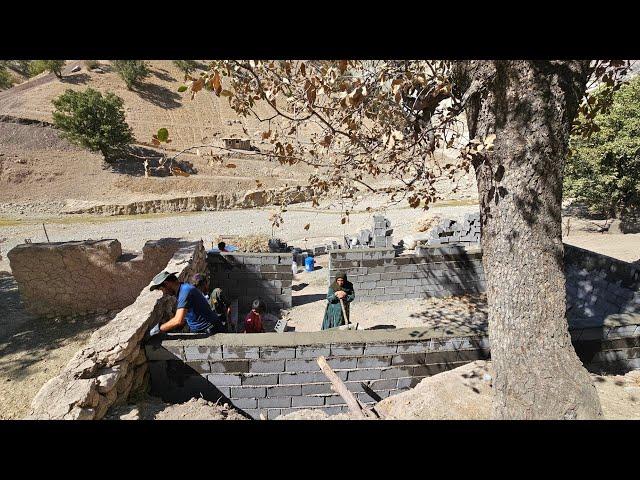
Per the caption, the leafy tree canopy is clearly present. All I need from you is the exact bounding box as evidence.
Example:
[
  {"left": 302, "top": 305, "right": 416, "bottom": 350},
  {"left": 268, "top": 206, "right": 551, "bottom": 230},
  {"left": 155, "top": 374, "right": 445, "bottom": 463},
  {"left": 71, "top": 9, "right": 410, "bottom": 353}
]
[{"left": 112, "top": 60, "right": 150, "bottom": 90}]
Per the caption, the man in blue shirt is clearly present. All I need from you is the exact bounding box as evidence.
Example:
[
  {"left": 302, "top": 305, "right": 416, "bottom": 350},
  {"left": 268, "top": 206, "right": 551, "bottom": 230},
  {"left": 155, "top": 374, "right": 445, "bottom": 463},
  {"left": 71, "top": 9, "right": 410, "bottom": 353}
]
[{"left": 148, "top": 271, "right": 225, "bottom": 335}]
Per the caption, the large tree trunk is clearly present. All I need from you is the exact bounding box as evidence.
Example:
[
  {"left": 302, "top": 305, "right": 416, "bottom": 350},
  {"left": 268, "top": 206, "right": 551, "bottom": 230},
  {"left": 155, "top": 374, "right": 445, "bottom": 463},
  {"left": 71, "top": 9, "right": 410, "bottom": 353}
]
[{"left": 453, "top": 61, "right": 603, "bottom": 419}]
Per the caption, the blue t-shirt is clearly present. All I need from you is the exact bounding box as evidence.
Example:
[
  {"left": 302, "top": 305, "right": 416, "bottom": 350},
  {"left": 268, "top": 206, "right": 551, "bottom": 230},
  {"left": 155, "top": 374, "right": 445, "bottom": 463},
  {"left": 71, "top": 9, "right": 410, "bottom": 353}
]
[
  {"left": 304, "top": 256, "right": 315, "bottom": 272},
  {"left": 177, "top": 283, "right": 223, "bottom": 333}
]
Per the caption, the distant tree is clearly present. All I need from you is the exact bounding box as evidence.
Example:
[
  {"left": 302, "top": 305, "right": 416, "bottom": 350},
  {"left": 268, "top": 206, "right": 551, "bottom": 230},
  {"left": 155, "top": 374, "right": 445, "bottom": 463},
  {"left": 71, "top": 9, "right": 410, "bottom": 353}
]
[
  {"left": 565, "top": 75, "right": 640, "bottom": 218},
  {"left": 29, "top": 60, "right": 65, "bottom": 78},
  {"left": 172, "top": 60, "right": 200, "bottom": 77},
  {"left": 0, "top": 63, "right": 12, "bottom": 89},
  {"left": 52, "top": 88, "right": 134, "bottom": 161},
  {"left": 112, "top": 60, "right": 150, "bottom": 90}
]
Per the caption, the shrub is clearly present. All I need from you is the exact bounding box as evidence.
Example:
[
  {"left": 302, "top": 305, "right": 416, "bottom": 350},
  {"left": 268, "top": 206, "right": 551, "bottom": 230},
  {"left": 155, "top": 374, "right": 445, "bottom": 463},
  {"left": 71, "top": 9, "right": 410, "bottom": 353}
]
[
  {"left": 84, "top": 60, "right": 100, "bottom": 70},
  {"left": 172, "top": 60, "right": 200, "bottom": 76},
  {"left": 0, "top": 64, "right": 12, "bottom": 89},
  {"left": 112, "top": 60, "right": 150, "bottom": 90},
  {"left": 29, "top": 60, "right": 65, "bottom": 78},
  {"left": 52, "top": 88, "right": 134, "bottom": 161},
  {"left": 565, "top": 75, "right": 640, "bottom": 218}
]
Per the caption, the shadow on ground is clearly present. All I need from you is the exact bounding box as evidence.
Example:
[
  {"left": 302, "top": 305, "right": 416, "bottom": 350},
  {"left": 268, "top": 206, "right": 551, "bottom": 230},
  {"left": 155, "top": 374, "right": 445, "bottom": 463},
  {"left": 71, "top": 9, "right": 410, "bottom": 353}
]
[
  {"left": 135, "top": 83, "right": 182, "bottom": 109},
  {"left": 408, "top": 294, "right": 488, "bottom": 335}
]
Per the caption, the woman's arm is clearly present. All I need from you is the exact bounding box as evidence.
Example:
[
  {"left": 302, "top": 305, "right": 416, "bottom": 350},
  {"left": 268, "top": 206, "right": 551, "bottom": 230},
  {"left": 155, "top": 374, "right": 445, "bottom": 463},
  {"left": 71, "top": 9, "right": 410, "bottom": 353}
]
[
  {"left": 327, "top": 287, "right": 339, "bottom": 303},
  {"left": 345, "top": 290, "right": 355, "bottom": 303}
]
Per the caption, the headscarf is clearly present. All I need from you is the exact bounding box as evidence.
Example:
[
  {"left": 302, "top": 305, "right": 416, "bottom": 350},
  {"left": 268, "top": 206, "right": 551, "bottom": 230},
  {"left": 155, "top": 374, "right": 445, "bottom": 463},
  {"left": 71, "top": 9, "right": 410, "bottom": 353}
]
[
  {"left": 210, "top": 288, "right": 228, "bottom": 315},
  {"left": 330, "top": 271, "right": 354, "bottom": 294}
]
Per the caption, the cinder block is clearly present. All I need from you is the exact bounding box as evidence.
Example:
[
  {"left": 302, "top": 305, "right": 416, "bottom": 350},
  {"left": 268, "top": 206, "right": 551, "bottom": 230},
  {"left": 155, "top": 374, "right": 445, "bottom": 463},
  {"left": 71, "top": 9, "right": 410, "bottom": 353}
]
[
  {"left": 370, "top": 378, "right": 399, "bottom": 391},
  {"left": 357, "top": 356, "right": 391, "bottom": 368},
  {"left": 279, "top": 372, "right": 326, "bottom": 384},
  {"left": 301, "top": 383, "right": 333, "bottom": 395},
  {"left": 285, "top": 358, "right": 322, "bottom": 373},
  {"left": 391, "top": 353, "right": 427, "bottom": 366},
  {"left": 292, "top": 395, "right": 326, "bottom": 407},
  {"left": 330, "top": 344, "right": 365, "bottom": 356},
  {"left": 380, "top": 366, "right": 413, "bottom": 379},
  {"left": 396, "top": 376, "right": 423, "bottom": 389},
  {"left": 229, "top": 386, "right": 267, "bottom": 398},
  {"left": 324, "top": 395, "right": 347, "bottom": 406},
  {"left": 347, "top": 368, "right": 382, "bottom": 381},
  {"left": 364, "top": 344, "right": 398, "bottom": 355},
  {"left": 396, "top": 342, "right": 429, "bottom": 354},
  {"left": 185, "top": 345, "right": 223, "bottom": 361},
  {"left": 267, "top": 385, "right": 302, "bottom": 397},
  {"left": 232, "top": 398, "right": 258, "bottom": 409},
  {"left": 206, "top": 373, "right": 242, "bottom": 386},
  {"left": 327, "top": 357, "right": 359, "bottom": 370},
  {"left": 209, "top": 360, "right": 250, "bottom": 374},
  {"left": 223, "top": 346, "right": 260, "bottom": 359},
  {"left": 258, "top": 397, "right": 292, "bottom": 408},
  {"left": 241, "top": 373, "right": 280, "bottom": 386},
  {"left": 295, "top": 346, "right": 331, "bottom": 359},
  {"left": 248, "top": 359, "right": 286, "bottom": 373},
  {"left": 266, "top": 408, "right": 283, "bottom": 419},
  {"left": 145, "top": 344, "right": 185, "bottom": 361}
]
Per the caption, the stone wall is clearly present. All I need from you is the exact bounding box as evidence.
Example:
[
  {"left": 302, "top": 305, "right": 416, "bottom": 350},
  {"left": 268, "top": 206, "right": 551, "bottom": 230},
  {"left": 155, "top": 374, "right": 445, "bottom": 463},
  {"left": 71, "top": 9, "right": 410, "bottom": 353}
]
[
  {"left": 207, "top": 251, "right": 293, "bottom": 315},
  {"left": 8, "top": 238, "right": 181, "bottom": 317},
  {"left": 27, "top": 241, "right": 206, "bottom": 420},
  {"left": 146, "top": 314, "right": 640, "bottom": 420},
  {"left": 328, "top": 246, "right": 485, "bottom": 302}
]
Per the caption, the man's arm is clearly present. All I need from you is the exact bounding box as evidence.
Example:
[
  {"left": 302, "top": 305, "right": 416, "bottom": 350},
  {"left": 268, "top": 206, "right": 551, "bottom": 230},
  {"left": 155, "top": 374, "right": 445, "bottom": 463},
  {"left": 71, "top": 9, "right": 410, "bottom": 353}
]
[{"left": 159, "top": 308, "right": 187, "bottom": 332}]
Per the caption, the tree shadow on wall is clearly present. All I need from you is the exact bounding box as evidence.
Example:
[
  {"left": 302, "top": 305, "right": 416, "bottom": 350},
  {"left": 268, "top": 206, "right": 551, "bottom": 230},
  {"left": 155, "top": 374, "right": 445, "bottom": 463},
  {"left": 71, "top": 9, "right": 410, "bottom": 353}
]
[{"left": 407, "top": 294, "right": 489, "bottom": 336}]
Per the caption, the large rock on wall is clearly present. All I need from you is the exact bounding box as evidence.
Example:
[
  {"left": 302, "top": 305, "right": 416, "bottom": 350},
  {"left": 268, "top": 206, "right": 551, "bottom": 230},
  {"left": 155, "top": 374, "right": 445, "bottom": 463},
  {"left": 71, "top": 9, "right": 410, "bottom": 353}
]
[
  {"left": 7, "top": 238, "right": 180, "bottom": 317},
  {"left": 27, "top": 240, "right": 206, "bottom": 420}
]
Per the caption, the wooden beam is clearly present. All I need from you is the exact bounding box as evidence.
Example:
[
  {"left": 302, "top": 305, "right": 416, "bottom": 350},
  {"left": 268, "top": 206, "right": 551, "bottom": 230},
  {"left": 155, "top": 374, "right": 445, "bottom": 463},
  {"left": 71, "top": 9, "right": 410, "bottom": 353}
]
[{"left": 317, "top": 356, "right": 366, "bottom": 419}]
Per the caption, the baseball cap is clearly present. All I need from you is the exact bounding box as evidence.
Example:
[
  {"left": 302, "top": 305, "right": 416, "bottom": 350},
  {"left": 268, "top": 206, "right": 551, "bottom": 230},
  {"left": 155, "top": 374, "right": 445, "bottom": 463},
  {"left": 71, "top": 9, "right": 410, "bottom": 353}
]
[{"left": 150, "top": 271, "right": 178, "bottom": 291}]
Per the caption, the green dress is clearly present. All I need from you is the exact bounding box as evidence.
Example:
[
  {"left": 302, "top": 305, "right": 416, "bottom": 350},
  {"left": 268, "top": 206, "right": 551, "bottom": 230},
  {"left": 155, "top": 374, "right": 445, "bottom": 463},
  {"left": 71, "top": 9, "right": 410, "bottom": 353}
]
[{"left": 322, "top": 284, "right": 355, "bottom": 330}]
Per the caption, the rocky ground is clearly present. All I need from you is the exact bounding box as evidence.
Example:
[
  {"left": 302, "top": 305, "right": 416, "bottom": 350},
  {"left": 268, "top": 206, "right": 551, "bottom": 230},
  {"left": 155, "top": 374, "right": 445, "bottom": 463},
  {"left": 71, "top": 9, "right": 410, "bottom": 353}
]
[{"left": 105, "top": 396, "right": 247, "bottom": 420}]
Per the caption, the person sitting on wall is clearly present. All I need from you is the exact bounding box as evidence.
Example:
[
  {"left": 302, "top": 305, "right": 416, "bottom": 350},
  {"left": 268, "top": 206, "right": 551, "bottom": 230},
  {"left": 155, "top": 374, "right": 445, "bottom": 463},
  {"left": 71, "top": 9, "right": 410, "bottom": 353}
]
[
  {"left": 243, "top": 298, "right": 266, "bottom": 333},
  {"left": 148, "top": 271, "right": 226, "bottom": 336},
  {"left": 218, "top": 241, "right": 229, "bottom": 252},
  {"left": 321, "top": 272, "right": 355, "bottom": 330}
]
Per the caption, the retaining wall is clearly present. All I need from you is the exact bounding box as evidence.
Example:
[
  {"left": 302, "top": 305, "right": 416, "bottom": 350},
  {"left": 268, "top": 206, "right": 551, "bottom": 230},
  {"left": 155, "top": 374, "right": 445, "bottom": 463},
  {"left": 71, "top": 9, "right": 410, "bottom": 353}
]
[
  {"left": 207, "top": 251, "right": 293, "bottom": 315},
  {"left": 8, "top": 238, "right": 181, "bottom": 317},
  {"left": 27, "top": 241, "right": 206, "bottom": 420},
  {"left": 328, "top": 246, "right": 485, "bottom": 302},
  {"left": 146, "top": 314, "right": 640, "bottom": 420}
]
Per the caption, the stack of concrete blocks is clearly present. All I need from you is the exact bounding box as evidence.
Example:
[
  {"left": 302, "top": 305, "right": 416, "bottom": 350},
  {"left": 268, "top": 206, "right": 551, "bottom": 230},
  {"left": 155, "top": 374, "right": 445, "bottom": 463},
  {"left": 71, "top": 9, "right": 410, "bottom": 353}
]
[
  {"left": 329, "top": 246, "right": 486, "bottom": 302},
  {"left": 427, "top": 213, "right": 481, "bottom": 247},
  {"left": 207, "top": 252, "right": 293, "bottom": 316},
  {"left": 312, "top": 245, "right": 327, "bottom": 256},
  {"left": 344, "top": 216, "right": 394, "bottom": 249}
]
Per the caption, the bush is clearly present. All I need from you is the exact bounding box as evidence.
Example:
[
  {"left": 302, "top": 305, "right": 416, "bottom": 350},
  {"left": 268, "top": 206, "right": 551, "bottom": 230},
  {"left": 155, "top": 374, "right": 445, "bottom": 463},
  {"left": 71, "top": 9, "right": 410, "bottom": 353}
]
[
  {"left": 565, "top": 76, "right": 640, "bottom": 218},
  {"left": 112, "top": 60, "right": 150, "bottom": 90},
  {"left": 29, "top": 60, "right": 65, "bottom": 78},
  {"left": 52, "top": 88, "right": 134, "bottom": 161},
  {"left": 84, "top": 60, "right": 100, "bottom": 70},
  {"left": 172, "top": 60, "right": 199, "bottom": 76},
  {"left": 0, "top": 64, "right": 12, "bottom": 89}
]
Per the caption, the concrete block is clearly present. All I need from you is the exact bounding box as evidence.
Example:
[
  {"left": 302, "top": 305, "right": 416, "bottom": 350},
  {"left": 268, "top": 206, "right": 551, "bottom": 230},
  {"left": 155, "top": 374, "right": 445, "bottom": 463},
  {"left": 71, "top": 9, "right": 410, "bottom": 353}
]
[
  {"left": 330, "top": 344, "right": 365, "bottom": 356},
  {"left": 295, "top": 346, "right": 331, "bottom": 358},
  {"left": 396, "top": 376, "right": 424, "bottom": 389},
  {"left": 292, "top": 395, "right": 326, "bottom": 407},
  {"left": 357, "top": 356, "right": 391, "bottom": 368},
  {"left": 324, "top": 395, "right": 347, "bottom": 406},
  {"left": 266, "top": 408, "right": 284, "bottom": 419},
  {"left": 396, "top": 342, "right": 429, "bottom": 354},
  {"left": 232, "top": 398, "right": 258, "bottom": 409},
  {"left": 285, "top": 358, "right": 322, "bottom": 373},
  {"left": 210, "top": 360, "right": 250, "bottom": 374},
  {"left": 229, "top": 386, "right": 267, "bottom": 398},
  {"left": 248, "top": 359, "right": 286, "bottom": 373},
  {"left": 364, "top": 344, "right": 398, "bottom": 355},
  {"left": 347, "top": 368, "right": 382, "bottom": 381},
  {"left": 206, "top": 373, "right": 242, "bottom": 386},
  {"left": 184, "top": 345, "right": 223, "bottom": 361},
  {"left": 223, "top": 346, "right": 260, "bottom": 359},
  {"left": 145, "top": 344, "right": 185, "bottom": 361},
  {"left": 267, "top": 385, "right": 302, "bottom": 397},
  {"left": 258, "top": 397, "right": 292, "bottom": 408},
  {"left": 380, "top": 366, "right": 413, "bottom": 379},
  {"left": 327, "top": 357, "right": 359, "bottom": 370},
  {"left": 279, "top": 372, "right": 326, "bottom": 384},
  {"left": 241, "top": 373, "right": 280, "bottom": 386},
  {"left": 301, "top": 383, "right": 333, "bottom": 395},
  {"left": 391, "top": 353, "right": 427, "bottom": 366}
]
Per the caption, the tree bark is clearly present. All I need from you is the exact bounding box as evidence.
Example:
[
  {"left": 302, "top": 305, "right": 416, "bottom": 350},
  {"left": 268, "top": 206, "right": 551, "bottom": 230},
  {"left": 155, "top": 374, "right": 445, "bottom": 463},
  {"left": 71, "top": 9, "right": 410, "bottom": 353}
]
[{"left": 452, "top": 60, "right": 603, "bottom": 419}]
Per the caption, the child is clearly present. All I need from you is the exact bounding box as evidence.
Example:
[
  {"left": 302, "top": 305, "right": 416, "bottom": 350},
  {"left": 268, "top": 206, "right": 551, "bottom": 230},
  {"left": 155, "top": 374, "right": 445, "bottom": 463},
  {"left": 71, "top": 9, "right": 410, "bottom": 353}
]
[{"left": 243, "top": 298, "right": 266, "bottom": 333}]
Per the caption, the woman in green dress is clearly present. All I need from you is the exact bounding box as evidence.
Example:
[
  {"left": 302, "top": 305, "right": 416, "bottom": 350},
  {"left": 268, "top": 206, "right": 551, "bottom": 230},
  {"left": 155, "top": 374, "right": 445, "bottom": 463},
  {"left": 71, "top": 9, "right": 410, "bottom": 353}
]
[{"left": 322, "top": 272, "right": 355, "bottom": 330}]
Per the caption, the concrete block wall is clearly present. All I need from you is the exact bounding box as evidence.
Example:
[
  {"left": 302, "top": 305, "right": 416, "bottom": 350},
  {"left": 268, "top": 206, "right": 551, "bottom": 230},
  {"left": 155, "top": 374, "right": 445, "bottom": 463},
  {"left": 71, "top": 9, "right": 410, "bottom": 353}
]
[
  {"left": 328, "top": 246, "right": 485, "bottom": 302},
  {"left": 146, "top": 316, "right": 640, "bottom": 420},
  {"left": 207, "top": 252, "right": 293, "bottom": 315},
  {"left": 7, "top": 238, "right": 181, "bottom": 317},
  {"left": 564, "top": 244, "right": 640, "bottom": 329}
]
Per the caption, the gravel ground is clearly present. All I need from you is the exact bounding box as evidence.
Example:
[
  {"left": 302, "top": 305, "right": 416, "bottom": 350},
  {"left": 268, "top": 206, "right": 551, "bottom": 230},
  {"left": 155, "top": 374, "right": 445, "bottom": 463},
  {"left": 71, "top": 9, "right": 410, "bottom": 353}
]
[{"left": 0, "top": 195, "right": 480, "bottom": 272}]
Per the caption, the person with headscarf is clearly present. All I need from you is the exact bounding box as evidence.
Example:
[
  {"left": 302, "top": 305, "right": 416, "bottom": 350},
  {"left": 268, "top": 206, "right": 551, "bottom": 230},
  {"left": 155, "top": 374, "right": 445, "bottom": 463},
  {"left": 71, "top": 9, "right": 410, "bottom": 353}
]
[
  {"left": 322, "top": 272, "right": 355, "bottom": 330},
  {"left": 209, "top": 287, "right": 232, "bottom": 330}
]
